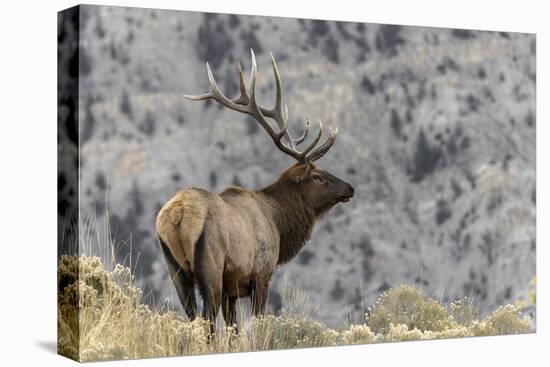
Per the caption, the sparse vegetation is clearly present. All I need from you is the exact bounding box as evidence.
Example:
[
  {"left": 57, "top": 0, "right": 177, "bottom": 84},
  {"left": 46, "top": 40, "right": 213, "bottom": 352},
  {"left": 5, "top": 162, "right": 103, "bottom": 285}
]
[
  {"left": 516, "top": 276, "right": 536, "bottom": 310},
  {"left": 58, "top": 256, "right": 534, "bottom": 362}
]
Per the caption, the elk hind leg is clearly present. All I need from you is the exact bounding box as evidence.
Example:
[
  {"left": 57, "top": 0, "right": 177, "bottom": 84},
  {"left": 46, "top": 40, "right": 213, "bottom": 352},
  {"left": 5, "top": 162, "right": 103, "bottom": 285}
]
[
  {"left": 159, "top": 237, "right": 197, "bottom": 320},
  {"left": 222, "top": 294, "right": 238, "bottom": 331},
  {"left": 194, "top": 230, "right": 224, "bottom": 336},
  {"left": 251, "top": 280, "right": 270, "bottom": 317}
]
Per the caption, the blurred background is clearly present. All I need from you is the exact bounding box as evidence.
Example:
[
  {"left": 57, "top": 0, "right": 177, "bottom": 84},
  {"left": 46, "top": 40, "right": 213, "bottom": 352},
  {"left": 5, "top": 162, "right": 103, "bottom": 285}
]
[{"left": 60, "top": 5, "right": 535, "bottom": 327}]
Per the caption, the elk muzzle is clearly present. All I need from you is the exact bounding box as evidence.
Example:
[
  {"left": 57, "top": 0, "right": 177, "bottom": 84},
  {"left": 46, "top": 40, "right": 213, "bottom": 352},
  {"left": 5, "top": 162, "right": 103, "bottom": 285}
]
[{"left": 340, "top": 183, "right": 354, "bottom": 202}]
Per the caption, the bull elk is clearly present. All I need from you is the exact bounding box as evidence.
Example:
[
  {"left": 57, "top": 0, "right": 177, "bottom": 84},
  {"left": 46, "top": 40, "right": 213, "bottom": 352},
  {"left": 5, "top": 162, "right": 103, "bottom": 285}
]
[{"left": 156, "top": 50, "right": 354, "bottom": 333}]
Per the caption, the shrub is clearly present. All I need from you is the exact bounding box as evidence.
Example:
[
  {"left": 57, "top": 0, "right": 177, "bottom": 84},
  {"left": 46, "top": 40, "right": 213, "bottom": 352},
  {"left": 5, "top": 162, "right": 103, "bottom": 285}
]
[
  {"left": 366, "top": 284, "right": 451, "bottom": 334},
  {"left": 420, "top": 325, "right": 471, "bottom": 340},
  {"left": 470, "top": 305, "right": 531, "bottom": 336},
  {"left": 516, "top": 276, "right": 536, "bottom": 311},
  {"left": 340, "top": 324, "right": 376, "bottom": 345},
  {"left": 249, "top": 314, "right": 338, "bottom": 350},
  {"left": 383, "top": 323, "right": 424, "bottom": 342}
]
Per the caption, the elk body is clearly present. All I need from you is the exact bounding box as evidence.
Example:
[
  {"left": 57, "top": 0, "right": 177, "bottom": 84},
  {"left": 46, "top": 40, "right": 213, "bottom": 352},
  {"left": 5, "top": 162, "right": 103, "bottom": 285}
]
[{"left": 156, "top": 51, "right": 354, "bottom": 333}]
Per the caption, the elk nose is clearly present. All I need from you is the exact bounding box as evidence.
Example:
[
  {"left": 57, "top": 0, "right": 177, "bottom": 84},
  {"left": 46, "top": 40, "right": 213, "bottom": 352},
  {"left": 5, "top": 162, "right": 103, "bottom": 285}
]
[{"left": 348, "top": 185, "right": 355, "bottom": 197}]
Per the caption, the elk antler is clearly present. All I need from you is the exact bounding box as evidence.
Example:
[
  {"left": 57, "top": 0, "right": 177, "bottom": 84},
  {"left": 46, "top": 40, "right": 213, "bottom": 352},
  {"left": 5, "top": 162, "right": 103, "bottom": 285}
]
[{"left": 183, "top": 49, "right": 338, "bottom": 164}]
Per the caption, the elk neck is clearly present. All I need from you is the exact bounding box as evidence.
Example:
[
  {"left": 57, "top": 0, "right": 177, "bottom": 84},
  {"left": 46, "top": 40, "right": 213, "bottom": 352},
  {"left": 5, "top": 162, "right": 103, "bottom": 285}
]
[{"left": 260, "top": 177, "right": 317, "bottom": 265}]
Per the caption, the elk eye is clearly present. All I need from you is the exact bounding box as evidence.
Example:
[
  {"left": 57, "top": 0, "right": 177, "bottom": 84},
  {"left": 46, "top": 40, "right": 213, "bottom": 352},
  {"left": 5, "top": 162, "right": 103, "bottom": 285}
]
[{"left": 312, "top": 173, "right": 322, "bottom": 181}]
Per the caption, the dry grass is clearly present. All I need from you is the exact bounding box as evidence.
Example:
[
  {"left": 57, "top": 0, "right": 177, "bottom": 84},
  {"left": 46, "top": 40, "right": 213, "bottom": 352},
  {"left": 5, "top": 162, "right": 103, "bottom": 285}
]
[{"left": 58, "top": 255, "right": 533, "bottom": 362}]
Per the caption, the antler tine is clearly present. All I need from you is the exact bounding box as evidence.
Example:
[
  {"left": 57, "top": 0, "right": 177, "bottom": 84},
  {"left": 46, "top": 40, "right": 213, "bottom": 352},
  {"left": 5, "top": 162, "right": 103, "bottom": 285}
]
[
  {"left": 244, "top": 50, "right": 300, "bottom": 157},
  {"left": 249, "top": 49, "right": 258, "bottom": 102},
  {"left": 257, "top": 51, "right": 284, "bottom": 122},
  {"left": 234, "top": 61, "right": 249, "bottom": 105},
  {"left": 299, "top": 119, "right": 323, "bottom": 158},
  {"left": 270, "top": 51, "right": 283, "bottom": 116},
  {"left": 188, "top": 62, "right": 248, "bottom": 113},
  {"left": 247, "top": 49, "right": 297, "bottom": 151},
  {"left": 280, "top": 104, "right": 298, "bottom": 148},
  {"left": 247, "top": 50, "right": 285, "bottom": 138},
  {"left": 206, "top": 62, "right": 218, "bottom": 93},
  {"left": 182, "top": 62, "right": 217, "bottom": 101},
  {"left": 184, "top": 61, "right": 251, "bottom": 111},
  {"left": 182, "top": 92, "right": 212, "bottom": 101},
  {"left": 257, "top": 52, "right": 298, "bottom": 147},
  {"left": 307, "top": 126, "right": 339, "bottom": 162},
  {"left": 294, "top": 116, "right": 310, "bottom": 145}
]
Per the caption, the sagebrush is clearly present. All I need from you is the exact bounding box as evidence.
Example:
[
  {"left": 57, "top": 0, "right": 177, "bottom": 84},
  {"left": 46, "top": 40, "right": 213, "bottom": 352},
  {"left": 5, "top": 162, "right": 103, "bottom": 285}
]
[{"left": 58, "top": 255, "right": 533, "bottom": 362}]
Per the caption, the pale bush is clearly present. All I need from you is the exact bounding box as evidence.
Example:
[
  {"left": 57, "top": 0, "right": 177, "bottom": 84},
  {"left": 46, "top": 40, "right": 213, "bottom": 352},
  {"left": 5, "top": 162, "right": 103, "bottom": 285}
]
[
  {"left": 249, "top": 314, "right": 338, "bottom": 350},
  {"left": 516, "top": 276, "right": 536, "bottom": 314},
  {"left": 379, "top": 323, "right": 472, "bottom": 342},
  {"left": 247, "top": 288, "right": 337, "bottom": 350},
  {"left": 383, "top": 323, "right": 424, "bottom": 342},
  {"left": 367, "top": 285, "right": 451, "bottom": 334},
  {"left": 340, "top": 324, "right": 376, "bottom": 345},
  {"left": 470, "top": 305, "right": 531, "bottom": 336},
  {"left": 421, "top": 325, "right": 471, "bottom": 340}
]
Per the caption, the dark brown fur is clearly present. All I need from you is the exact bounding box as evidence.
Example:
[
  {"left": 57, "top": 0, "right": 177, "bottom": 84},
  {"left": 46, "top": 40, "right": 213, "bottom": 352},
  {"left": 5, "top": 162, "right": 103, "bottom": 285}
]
[{"left": 261, "top": 169, "right": 317, "bottom": 264}]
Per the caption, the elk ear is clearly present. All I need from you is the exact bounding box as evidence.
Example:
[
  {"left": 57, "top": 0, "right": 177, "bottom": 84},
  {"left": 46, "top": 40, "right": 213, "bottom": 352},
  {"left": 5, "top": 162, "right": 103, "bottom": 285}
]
[
  {"left": 293, "top": 174, "right": 305, "bottom": 184},
  {"left": 293, "top": 163, "right": 311, "bottom": 183}
]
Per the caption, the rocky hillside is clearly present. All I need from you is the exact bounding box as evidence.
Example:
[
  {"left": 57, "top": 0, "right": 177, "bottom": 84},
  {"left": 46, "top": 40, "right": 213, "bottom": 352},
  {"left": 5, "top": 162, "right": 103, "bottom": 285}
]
[{"left": 68, "top": 5, "right": 535, "bottom": 327}]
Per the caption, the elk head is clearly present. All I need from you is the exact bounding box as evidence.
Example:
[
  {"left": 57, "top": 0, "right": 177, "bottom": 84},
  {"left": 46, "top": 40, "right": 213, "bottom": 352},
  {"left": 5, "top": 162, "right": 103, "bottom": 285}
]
[
  {"left": 185, "top": 50, "right": 354, "bottom": 213},
  {"left": 278, "top": 163, "right": 354, "bottom": 216}
]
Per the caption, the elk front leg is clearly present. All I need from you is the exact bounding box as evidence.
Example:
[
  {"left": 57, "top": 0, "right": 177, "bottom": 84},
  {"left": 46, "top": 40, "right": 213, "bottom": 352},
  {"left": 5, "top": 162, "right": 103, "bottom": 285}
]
[{"left": 251, "top": 279, "right": 270, "bottom": 317}]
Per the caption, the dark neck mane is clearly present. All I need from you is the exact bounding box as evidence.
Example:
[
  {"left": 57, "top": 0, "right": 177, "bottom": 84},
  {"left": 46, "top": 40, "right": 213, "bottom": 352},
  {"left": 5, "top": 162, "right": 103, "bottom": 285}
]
[{"left": 260, "top": 178, "right": 317, "bottom": 265}]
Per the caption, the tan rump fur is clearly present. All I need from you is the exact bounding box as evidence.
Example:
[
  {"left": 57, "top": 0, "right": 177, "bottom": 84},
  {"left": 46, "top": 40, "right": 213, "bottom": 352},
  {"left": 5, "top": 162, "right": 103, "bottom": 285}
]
[{"left": 156, "top": 188, "right": 209, "bottom": 272}]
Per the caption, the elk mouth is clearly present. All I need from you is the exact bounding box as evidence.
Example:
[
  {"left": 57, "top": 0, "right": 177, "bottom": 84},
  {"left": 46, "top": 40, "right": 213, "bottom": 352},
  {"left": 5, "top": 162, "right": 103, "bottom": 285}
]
[
  {"left": 339, "top": 193, "right": 354, "bottom": 203},
  {"left": 339, "top": 186, "right": 355, "bottom": 203}
]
